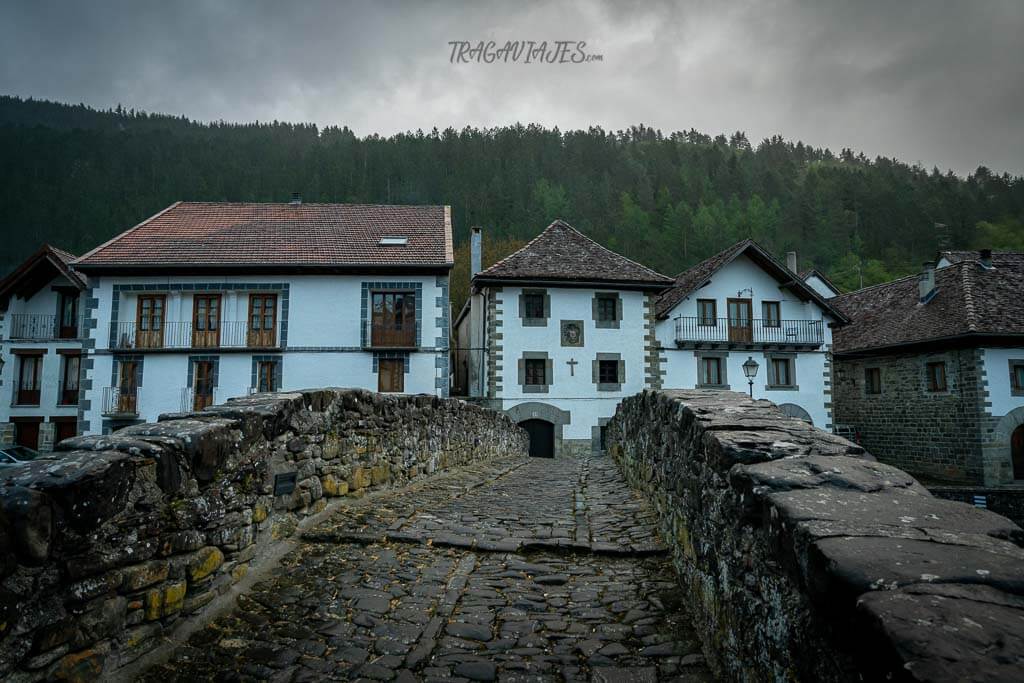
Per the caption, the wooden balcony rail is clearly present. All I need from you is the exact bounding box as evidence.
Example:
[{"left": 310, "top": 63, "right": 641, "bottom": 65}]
[
  {"left": 365, "top": 321, "right": 417, "bottom": 349},
  {"left": 674, "top": 317, "right": 824, "bottom": 346},
  {"left": 7, "top": 314, "right": 81, "bottom": 340},
  {"left": 108, "top": 321, "right": 277, "bottom": 350},
  {"left": 101, "top": 386, "right": 139, "bottom": 417}
]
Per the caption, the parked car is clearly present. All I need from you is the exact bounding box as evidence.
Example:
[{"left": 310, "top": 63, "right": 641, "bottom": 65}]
[{"left": 0, "top": 445, "right": 42, "bottom": 465}]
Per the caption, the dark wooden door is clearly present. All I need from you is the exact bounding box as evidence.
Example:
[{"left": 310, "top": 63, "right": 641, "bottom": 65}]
[
  {"left": 118, "top": 361, "right": 138, "bottom": 414},
  {"left": 192, "top": 295, "right": 221, "bottom": 348},
  {"left": 194, "top": 361, "right": 215, "bottom": 411},
  {"left": 53, "top": 418, "right": 77, "bottom": 443},
  {"left": 14, "top": 419, "right": 41, "bottom": 449},
  {"left": 521, "top": 419, "right": 554, "bottom": 458},
  {"left": 727, "top": 298, "right": 753, "bottom": 342},
  {"left": 1013, "top": 425, "right": 1024, "bottom": 480}
]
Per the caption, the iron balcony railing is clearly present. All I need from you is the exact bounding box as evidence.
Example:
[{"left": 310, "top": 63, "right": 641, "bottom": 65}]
[
  {"left": 108, "top": 321, "right": 278, "bottom": 350},
  {"left": 102, "top": 386, "right": 139, "bottom": 417},
  {"left": 7, "top": 314, "right": 82, "bottom": 340},
  {"left": 674, "top": 317, "right": 824, "bottom": 346},
  {"left": 181, "top": 387, "right": 218, "bottom": 413}
]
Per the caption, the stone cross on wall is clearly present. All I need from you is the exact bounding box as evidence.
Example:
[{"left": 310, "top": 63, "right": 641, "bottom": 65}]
[{"left": 566, "top": 358, "right": 578, "bottom": 376}]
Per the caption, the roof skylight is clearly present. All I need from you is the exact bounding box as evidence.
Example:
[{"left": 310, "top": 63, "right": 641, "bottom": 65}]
[{"left": 378, "top": 236, "right": 409, "bottom": 246}]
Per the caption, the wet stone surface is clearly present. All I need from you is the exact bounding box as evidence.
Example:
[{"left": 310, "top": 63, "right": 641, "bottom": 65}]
[{"left": 142, "top": 455, "right": 713, "bottom": 681}]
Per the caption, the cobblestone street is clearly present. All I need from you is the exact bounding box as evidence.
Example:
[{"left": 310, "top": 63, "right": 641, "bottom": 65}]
[{"left": 143, "top": 455, "right": 713, "bottom": 682}]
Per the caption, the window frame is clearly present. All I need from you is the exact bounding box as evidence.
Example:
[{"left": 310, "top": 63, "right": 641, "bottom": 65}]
[
  {"left": 864, "top": 367, "right": 882, "bottom": 395},
  {"left": 370, "top": 290, "right": 417, "bottom": 348},
  {"left": 377, "top": 357, "right": 405, "bottom": 393},
  {"left": 697, "top": 299, "right": 717, "bottom": 327},
  {"left": 248, "top": 293, "right": 278, "bottom": 348},
  {"left": 256, "top": 360, "right": 278, "bottom": 393},
  {"left": 766, "top": 353, "right": 797, "bottom": 390},
  {"left": 696, "top": 352, "right": 728, "bottom": 388},
  {"left": 925, "top": 361, "right": 948, "bottom": 393},
  {"left": 136, "top": 295, "right": 166, "bottom": 348},
  {"left": 593, "top": 292, "right": 621, "bottom": 329},
  {"left": 15, "top": 352, "right": 43, "bottom": 406},
  {"left": 761, "top": 301, "right": 781, "bottom": 328},
  {"left": 1009, "top": 360, "right": 1024, "bottom": 397},
  {"left": 520, "top": 289, "right": 549, "bottom": 326},
  {"left": 524, "top": 358, "right": 547, "bottom": 386},
  {"left": 60, "top": 353, "right": 81, "bottom": 405}
]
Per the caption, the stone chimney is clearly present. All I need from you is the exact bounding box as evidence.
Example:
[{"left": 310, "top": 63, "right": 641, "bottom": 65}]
[
  {"left": 980, "top": 249, "right": 993, "bottom": 268},
  {"left": 919, "top": 262, "right": 936, "bottom": 302},
  {"left": 786, "top": 251, "right": 798, "bottom": 273},
  {"left": 470, "top": 226, "right": 483, "bottom": 281},
  {"left": 289, "top": 192, "right": 302, "bottom": 205}
]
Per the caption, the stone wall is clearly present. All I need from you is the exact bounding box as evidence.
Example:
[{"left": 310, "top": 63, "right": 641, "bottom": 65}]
[
  {"left": 0, "top": 388, "right": 527, "bottom": 681},
  {"left": 832, "top": 348, "right": 988, "bottom": 483},
  {"left": 608, "top": 389, "right": 1024, "bottom": 682},
  {"left": 930, "top": 485, "right": 1024, "bottom": 528}
]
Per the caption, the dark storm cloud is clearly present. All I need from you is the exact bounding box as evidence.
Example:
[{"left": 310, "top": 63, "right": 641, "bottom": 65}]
[{"left": 1, "top": 0, "right": 1021, "bottom": 175}]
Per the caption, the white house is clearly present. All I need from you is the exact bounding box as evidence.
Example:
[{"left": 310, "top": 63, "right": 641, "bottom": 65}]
[
  {"left": 0, "top": 245, "right": 88, "bottom": 450},
  {"left": 455, "top": 220, "right": 674, "bottom": 457},
  {"left": 801, "top": 268, "right": 842, "bottom": 299},
  {"left": 654, "top": 240, "right": 850, "bottom": 429},
  {"left": 72, "top": 199, "right": 453, "bottom": 434}
]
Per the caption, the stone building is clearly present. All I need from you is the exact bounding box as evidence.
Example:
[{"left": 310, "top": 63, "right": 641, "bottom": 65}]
[
  {"left": 831, "top": 250, "right": 1024, "bottom": 487},
  {"left": 454, "top": 220, "right": 673, "bottom": 457},
  {"left": 0, "top": 245, "right": 89, "bottom": 450},
  {"left": 654, "top": 240, "right": 849, "bottom": 429}
]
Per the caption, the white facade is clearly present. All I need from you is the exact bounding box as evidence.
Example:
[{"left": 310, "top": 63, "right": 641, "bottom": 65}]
[
  {"left": 465, "top": 283, "right": 655, "bottom": 456},
  {"left": 981, "top": 347, "right": 1024, "bottom": 418},
  {"left": 656, "top": 253, "right": 839, "bottom": 428},
  {"left": 81, "top": 272, "right": 450, "bottom": 434},
  {"left": 0, "top": 270, "right": 85, "bottom": 450},
  {"left": 803, "top": 272, "right": 840, "bottom": 299}
]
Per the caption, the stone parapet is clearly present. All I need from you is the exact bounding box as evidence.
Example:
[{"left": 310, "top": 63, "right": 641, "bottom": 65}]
[
  {"left": 608, "top": 389, "right": 1024, "bottom": 682},
  {"left": 0, "top": 388, "right": 527, "bottom": 681}
]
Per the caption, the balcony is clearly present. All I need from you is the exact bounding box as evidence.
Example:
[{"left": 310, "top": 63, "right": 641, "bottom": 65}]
[
  {"left": 7, "top": 314, "right": 81, "bottom": 340},
  {"left": 364, "top": 321, "right": 416, "bottom": 349},
  {"left": 673, "top": 317, "right": 824, "bottom": 349},
  {"left": 181, "top": 387, "right": 218, "bottom": 413},
  {"left": 108, "top": 321, "right": 279, "bottom": 351},
  {"left": 102, "top": 386, "right": 139, "bottom": 417}
]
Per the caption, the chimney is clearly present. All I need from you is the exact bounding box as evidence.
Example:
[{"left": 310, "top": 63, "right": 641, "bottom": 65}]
[
  {"left": 980, "top": 249, "right": 993, "bottom": 268},
  {"left": 470, "top": 226, "right": 483, "bottom": 281},
  {"left": 289, "top": 192, "right": 302, "bottom": 205},
  {"left": 919, "top": 262, "right": 936, "bottom": 302},
  {"left": 786, "top": 251, "right": 798, "bottom": 273}
]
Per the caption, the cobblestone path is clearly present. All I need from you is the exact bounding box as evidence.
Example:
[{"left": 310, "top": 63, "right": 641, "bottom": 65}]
[{"left": 143, "top": 455, "right": 713, "bottom": 682}]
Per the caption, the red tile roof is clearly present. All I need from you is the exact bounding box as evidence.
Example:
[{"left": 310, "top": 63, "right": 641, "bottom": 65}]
[{"left": 76, "top": 201, "right": 453, "bottom": 271}]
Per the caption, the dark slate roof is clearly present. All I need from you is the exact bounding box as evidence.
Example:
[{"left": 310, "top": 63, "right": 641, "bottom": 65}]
[
  {"left": 655, "top": 239, "right": 849, "bottom": 322},
  {"left": 832, "top": 255, "right": 1024, "bottom": 354},
  {"left": 76, "top": 201, "right": 453, "bottom": 271},
  {"left": 0, "top": 244, "right": 87, "bottom": 309},
  {"left": 937, "top": 250, "right": 1024, "bottom": 269},
  {"left": 473, "top": 220, "right": 673, "bottom": 288}
]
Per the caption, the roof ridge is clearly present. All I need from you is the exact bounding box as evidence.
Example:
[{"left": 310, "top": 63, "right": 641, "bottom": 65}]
[
  {"left": 960, "top": 262, "right": 978, "bottom": 331},
  {"left": 553, "top": 220, "right": 671, "bottom": 280},
  {"left": 176, "top": 200, "right": 446, "bottom": 209},
  {"left": 671, "top": 239, "right": 751, "bottom": 280},
  {"left": 477, "top": 224, "right": 553, "bottom": 276},
  {"left": 833, "top": 270, "right": 921, "bottom": 300}
]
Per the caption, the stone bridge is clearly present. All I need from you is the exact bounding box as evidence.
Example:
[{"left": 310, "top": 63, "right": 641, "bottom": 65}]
[{"left": 0, "top": 389, "right": 1021, "bottom": 682}]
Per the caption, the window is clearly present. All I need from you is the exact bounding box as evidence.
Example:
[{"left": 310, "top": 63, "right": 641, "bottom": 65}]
[
  {"left": 697, "top": 299, "right": 717, "bottom": 326},
  {"left": 699, "top": 356, "right": 723, "bottom": 386},
  {"left": 60, "top": 353, "right": 81, "bottom": 405},
  {"left": 371, "top": 291, "right": 416, "bottom": 347},
  {"left": 192, "top": 295, "right": 221, "bottom": 348},
  {"left": 523, "top": 293, "right": 546, "bottom": 320},
  {"left": 1010, "top": 361, "right": 1024, "bottom": 395},
  {"left": 926, "top": 361, "right": 947, "bottom": 392},
  {"left": 248, "top": 294, "right": 278, "bottom": 348},
  {"left": 256, "top": 360, "right": 278, "bottom": 393},
  {"left": 192, "top": 360, "right": 216, "bottom": 410},
  {"left": 595, "top": 294, "right": 618, "bottom": 324},
  {"left": 378, "top": 358, "right": 405, "bottom": 392},
  {"left": 598, "top": 359, "right": 618, "bottom": 384},
  {"left": 768, "top": 357, "right": 795, "bottom": 387},
  {"left": 136, "top": 296, "right": 165, "bottom": 348},
  {"left": 16, "top": 354, "right": 42, "bottom": 405},
  {"left": 116, "top": 360, "right": 139, "bottom": 414},
  {"left": 761, "top": 301, "right": 781, "bottom": 328},
  {"left": 599, "top": 425, "right": 608, "bottom": 451},
  {"left": 58, "top": 291, "right": 79, "bottom": 338},
  {"left": 524, "top": 358, "right": 547, "bottom": 386},
  {"left": 864, "top": 367, "right": 881, "bottom": 395}
]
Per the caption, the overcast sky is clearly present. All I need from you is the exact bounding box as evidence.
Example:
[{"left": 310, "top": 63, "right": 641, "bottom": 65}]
[{"left": 2, "top": 0, "right": 1022, "bottom": 176}]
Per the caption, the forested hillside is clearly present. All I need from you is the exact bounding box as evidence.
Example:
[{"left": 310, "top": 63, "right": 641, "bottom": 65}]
[{"left": 2, "top": 95, "right": 1022, "bottom": 300}]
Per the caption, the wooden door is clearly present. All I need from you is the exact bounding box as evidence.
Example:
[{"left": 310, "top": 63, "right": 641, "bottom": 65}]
[
  {"left": 1013, "top": 425, "right": 1024, "bottom": 481},
  {"left": 136, "top": 296, "right": 165, "bottom": 349},
  {"left": 247, "top": 294, "right": 277, "bottom": 348},
  {"left": 118, "top": 361, "right": 138, "bottom": 414},
  {"left": 192, "top": 295, "right": 221, "bottom": 348},
  {"left": 58, "top": 291, "right": 79, "bottom": 339},
  {"left": 727, "top": 298, "right": 753, "bottom": 342},
  {"left": 521, "top": 419, "right": 554, "bottom": 458},
  {"left": 193, "top": 361, "right": 215, "bottom": 411},
  {"left": 13, "top": 418, "right": 41, "bottom": 449},
  {"left": 53, "top": 418, "right": 77, "bottom": 443},
  {"left": 377, "top": 358, "right": 405, "bottom": 393}
]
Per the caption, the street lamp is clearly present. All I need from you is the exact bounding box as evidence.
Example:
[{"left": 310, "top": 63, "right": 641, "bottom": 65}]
[{"left": 742, "top": 356, "right": 759, "bottom": 398}]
